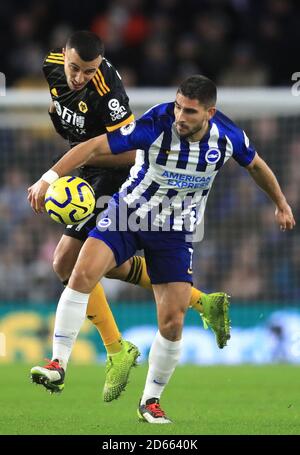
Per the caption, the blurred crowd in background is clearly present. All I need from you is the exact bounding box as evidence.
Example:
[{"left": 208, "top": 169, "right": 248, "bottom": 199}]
[
  {"left": 0, "top": 0, "right": 300, "bottom": 306},
  {"left": 1, "top": 0, "right": 299, "bottom": 88},
  {"left": 0, "top": 115, "right": 299, "bottom": 304}
]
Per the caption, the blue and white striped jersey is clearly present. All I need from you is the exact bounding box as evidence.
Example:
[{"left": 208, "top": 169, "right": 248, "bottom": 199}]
[{"left": 107, "top": 102, "right": 256, "bottom": 232}]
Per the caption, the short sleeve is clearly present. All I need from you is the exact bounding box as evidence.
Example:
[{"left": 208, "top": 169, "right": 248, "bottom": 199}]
[
  {"left": 102, "top": 89, "right": 135, "bottom": 132},
  {"left": 107, "top": 111, "right": 159, "bottom": 155},
  {"left": 232, "top": 130, "right": 256, "bottom": 166}
]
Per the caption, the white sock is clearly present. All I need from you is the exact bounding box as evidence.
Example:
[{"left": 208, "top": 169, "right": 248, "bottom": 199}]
[
  {"left": 52, "top": 286, "right": 89, "bottom": 370},
  {"left": 141, "top": 331, "right": 182, "bottom": 405}
]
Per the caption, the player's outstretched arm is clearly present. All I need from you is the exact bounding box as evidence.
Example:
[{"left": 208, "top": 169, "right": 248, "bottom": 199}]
[
  {"left": 52, "top": 134, "right": 112, "bottom": 175},
  {"left": 28, "top": 134, "right": 113, "bottom": 213},
  {"left": 86, "top": 149, "right": 136, "bottom": 168},
  {"left": 246, "top": 152, "right": 296, "bottom": 231}
]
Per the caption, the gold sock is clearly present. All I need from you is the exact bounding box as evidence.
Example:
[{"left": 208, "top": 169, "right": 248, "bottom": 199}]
[
  {"left": 190, "top": 287, "right": 205, "bottom": 313},
  {"left": 105, "top": 339, "right": 124, "bottom": 355},
  {"left": 125, "top": 256, "right": 152, "bottom": 289},
  {"left": 86, "top": 283, "right": 122, "bottom": 355}
]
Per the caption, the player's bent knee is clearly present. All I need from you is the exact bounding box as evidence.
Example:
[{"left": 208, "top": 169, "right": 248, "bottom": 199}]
[
  {"left": 52, "top": 254, "right": 73, "bottom": 282},
  {"left": 69, "top": 268, "right": 98, "bottom": 293},
  {"left": 159, "top": 317, "right": 184, "bottom": 340}
]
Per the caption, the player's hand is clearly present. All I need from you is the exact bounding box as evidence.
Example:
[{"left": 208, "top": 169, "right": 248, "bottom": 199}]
[
  {"left": 275, "top": 203, "right": 296, "bottom": 231},
  {"left": 27, "top": 179, "right": 50, "bottom": 214}
]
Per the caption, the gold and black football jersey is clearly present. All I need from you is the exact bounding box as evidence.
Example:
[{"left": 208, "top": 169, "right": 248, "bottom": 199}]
[{"left": 43, "top": 49, "right": 135, "bottom": 198}]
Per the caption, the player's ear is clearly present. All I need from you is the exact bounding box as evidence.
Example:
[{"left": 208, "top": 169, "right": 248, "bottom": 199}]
[{"left": 207, "top": 106, "right": 216, "bottom": 120}]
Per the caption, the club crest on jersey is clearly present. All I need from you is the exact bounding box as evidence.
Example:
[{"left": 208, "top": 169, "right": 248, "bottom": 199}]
[
  {"left": 51, "top": 88, "right": 58, "bottom": 97},
  {"left": 205, "top": 149, "right": 221, "bottom": 164},
  {"left": 78, "top": 101, "right": 88, "bottom": 113},
  {"left": 97, "top": 217, "right": 112, "bottom": 229},
  {"left": 120, "top": 121, "right": 136, "bottom": 136}
]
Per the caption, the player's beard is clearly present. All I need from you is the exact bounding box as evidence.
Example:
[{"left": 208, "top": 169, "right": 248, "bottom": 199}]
[{"left": 176, "top": 119, "right": 207, "bottom": 140}]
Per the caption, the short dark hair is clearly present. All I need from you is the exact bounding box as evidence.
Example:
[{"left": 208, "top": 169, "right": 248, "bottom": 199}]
[
  {"left": 66, "top": 31, "right": 104, "bottom": 61},
  {"left": 177, "top": 75, "right": 217, "bottom": 108}
]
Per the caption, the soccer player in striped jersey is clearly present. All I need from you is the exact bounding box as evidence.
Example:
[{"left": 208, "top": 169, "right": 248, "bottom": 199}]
[
  {"left": 34, "top": 32, "right": 229, "bottom": 402},
  {"left": 28, "top": 74, "right": 294, "bottom": 423}
]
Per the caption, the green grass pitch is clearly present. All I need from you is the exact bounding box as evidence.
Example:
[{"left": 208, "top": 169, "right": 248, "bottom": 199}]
[{"left": 0, "top": 363, "right": 299, "bottom": 435}]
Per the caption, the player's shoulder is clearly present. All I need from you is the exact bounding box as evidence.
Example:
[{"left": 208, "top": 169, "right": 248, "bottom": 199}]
[
  {"left": 214, "top": 109, "right": 255, "bottom": 164},
  {"left": 90, "top": 58, "right": 122, "bottom": 98},
  {"left": 213, "top": 109, "right": 245, "bottom": 141},
  {"left": 100, "top": 57, "right": 120, "bottom": 80},
  {"left": 214, "top": 109, "right": 239, "bottom": 131},
  {"left": 43, "top": 48, "right": 65, "bottom": 68},
  {"left": 134, "top": 102, "right": 174, "bottom": 137},
  {"left": 142, "top": 102, "right": 174, "bottom": 123}
]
